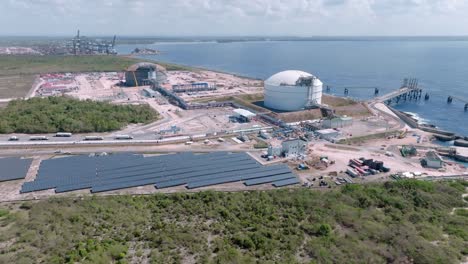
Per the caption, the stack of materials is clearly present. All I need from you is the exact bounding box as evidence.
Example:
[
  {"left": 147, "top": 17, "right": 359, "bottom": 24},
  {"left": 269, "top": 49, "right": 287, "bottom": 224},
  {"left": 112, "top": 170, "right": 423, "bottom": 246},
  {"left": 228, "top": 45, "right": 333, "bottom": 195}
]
[{"left": 346, "top": 158, "right": 389, "bottom": 178}]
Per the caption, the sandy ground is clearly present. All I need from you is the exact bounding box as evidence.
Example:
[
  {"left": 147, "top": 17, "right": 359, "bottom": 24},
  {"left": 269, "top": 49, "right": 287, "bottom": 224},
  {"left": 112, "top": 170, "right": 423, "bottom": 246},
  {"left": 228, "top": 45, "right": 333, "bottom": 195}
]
[{"left": 164, "top": 70, "right": 263, "bottom": 102}]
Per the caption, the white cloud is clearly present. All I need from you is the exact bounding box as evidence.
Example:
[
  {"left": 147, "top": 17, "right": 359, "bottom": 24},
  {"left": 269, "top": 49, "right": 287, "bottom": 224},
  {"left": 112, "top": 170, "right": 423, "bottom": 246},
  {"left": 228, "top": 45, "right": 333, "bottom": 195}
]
[{"left": 0, "top": 0, "right": 467, "bottom": 35}]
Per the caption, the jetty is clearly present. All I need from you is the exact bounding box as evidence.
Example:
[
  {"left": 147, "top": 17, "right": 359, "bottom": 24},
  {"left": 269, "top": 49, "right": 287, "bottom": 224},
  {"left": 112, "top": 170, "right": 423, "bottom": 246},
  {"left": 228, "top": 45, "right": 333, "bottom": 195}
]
[
  {"left": 447, "top": 95, "right": 468, "bottom": 110},
  {"left": 370, "top": 78, "right": 422, "bottom": 104}
]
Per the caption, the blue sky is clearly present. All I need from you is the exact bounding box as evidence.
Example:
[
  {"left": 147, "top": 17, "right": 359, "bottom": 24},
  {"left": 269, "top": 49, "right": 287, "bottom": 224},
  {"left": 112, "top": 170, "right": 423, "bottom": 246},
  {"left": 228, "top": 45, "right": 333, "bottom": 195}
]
[{"left": 2, "top": 0, "right": 468, "bottom": 36}]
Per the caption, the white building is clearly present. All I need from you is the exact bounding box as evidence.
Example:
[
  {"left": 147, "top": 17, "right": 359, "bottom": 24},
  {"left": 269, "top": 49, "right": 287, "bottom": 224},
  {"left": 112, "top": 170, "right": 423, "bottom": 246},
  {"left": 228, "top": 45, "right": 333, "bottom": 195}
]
[
  {"left": 264, "top": 70, "right": 323, "bottom": 111},
  {"left": 316, "top": 129, "right": 340, "bottom": 141},
  {"left": 267, "top": 138, "right": 307, "bottom": 157},
  {"left": 281, "top": 139, "right": 307, "bottom": 157},
  {"left": 232, "top": 108, "right": 256, "bottom": 122}
]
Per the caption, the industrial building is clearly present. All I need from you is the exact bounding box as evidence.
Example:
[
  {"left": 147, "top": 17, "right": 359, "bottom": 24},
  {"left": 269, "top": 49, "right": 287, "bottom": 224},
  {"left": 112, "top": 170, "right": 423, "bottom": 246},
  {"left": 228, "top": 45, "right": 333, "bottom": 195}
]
[
  {"left": 172, "top": 82, "right": 216, "bottom": 93},
  {"left": 316, "top": 129, "right": 340, "bottom": 141},
  {"left": 264, "top": 70, "right": 323, "bottom": 111},
  {"left": 281, "top": 139, "right": 307, "bottom": 157},
  {"left": 142, "top": 87, "right": 158, "bottom": 98},
  {"left": 421, "top": 151, "right": 444, "bottom": 169},
  {"left": 232, "top": 108, "right": 256, "bottom": 123},
  {"left": 125, "top": 63, "right": 167, "bottom": 87},
  {"left": 267, "top": 138, "right": 307, "bottom": 157},
  {"left": 322, "top": 116, "right": 353, "bottom": 129}
]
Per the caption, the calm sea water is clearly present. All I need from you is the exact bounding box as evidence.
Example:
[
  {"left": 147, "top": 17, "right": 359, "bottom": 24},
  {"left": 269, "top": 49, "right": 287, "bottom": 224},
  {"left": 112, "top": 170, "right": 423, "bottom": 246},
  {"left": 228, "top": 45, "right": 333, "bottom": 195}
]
[{"left": 116, "top": 41, "right": 468, "bottom": 135}]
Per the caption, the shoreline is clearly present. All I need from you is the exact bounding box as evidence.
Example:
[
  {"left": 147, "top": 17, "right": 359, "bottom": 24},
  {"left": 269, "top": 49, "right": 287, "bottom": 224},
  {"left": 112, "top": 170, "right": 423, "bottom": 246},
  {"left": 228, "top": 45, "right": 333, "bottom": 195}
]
[
  {"left": 119, "top": 54, "right": 263, "bottom": 81},
  {"left": 118, "top": 54, "right": 465, "bottom": 139}
]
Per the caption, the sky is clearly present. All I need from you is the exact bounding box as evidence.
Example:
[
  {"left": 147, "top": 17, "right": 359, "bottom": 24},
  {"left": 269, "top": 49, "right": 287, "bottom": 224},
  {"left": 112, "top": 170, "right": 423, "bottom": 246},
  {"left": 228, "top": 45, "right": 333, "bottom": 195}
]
[{"left": 2, "top": 0, "right": 468, "bottom": 36}]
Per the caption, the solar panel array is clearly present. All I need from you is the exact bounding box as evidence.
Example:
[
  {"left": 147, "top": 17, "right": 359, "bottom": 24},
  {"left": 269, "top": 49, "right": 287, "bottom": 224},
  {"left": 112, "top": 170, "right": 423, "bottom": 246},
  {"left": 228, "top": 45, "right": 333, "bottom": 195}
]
[
  {"left": 20, "top": 152, "right": 300, "bottom": 194},
  {"left": 0, "top": 157, "right": 33, "bottom": 182}
]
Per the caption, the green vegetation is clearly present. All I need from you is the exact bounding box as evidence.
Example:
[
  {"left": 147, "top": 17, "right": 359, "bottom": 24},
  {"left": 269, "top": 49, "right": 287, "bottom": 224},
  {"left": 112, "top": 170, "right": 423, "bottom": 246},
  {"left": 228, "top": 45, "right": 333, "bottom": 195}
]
[
  {"left": 338, "top": 130, "right": 399, "bottom": 145},
  {"left": 0, "top": 180, "right": 466, "bottom": 263},
  {"left": 0, "top": 97, "right": 158, "bottom": 133},
  {"left": 0, "top": 55, "right": 143, "bottom": 76},
  {"left": 321, "top": 95, "right": 357, "bottom": 107},
  {"left": 253, "top": 138, "right": 268, "bottom": 149}
]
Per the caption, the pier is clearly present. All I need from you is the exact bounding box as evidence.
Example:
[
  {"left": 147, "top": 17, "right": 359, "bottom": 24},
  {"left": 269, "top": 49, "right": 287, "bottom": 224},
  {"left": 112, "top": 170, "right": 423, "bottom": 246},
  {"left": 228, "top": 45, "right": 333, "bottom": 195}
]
[
  {"left": 373, "top": 78, "right": 422, "bottom": 104},
  {"left": 376, "top": 86, "right": 422, "bottom": 104},
  {"left": 447, "top": 95, "right": 468, "bottom": 110}
]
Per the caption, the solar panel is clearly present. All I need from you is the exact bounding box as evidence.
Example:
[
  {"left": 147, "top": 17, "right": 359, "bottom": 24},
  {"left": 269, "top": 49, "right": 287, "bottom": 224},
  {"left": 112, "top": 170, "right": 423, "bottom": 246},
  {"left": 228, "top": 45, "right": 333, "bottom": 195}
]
[
  {"left": 97, "top": 152, "right": 247, "bottom": 178},
  {"left": 155, "top": 163, "right": 270, "bottom": 189},
  {"left": 173, "top": 165, "right": 289, "bottom": 189},
  {"left": 97, "top": 154, "right": 252, "bottom": 180},
  {"left": 95, "top": 160, "right": 259, "bottom": 191},
  {"left": 244, "top": 173, "right": 297, "bottom": 186},
  {"left": 272, "top": 178, "right": 300, "bottom": 187},
  {"left": 0, "top": 157, "right": 33, "bottom": 182},
  {"left": 186, "top": 176, "right": 242, "bottom": 189},
  {"left": 20, "top": 152, "right": 297, "bottom": 194}
]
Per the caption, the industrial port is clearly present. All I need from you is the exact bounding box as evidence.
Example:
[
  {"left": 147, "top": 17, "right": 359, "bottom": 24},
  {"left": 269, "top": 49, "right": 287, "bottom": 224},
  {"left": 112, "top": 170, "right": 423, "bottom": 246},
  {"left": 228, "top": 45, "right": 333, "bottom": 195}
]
[{"left": 0, "top": 60, "right": 467, "bottom": 203}]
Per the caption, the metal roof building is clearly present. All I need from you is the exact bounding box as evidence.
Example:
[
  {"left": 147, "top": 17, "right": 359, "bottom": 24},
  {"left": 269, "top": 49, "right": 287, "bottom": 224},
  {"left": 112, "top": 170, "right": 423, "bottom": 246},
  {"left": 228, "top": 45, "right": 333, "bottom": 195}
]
[
  {"left": 264, "top": 70, "right": 323, "bottom": 111},
  {"left": 233, "top": 109, "right": 256, "bottom": 118},
  {"left": 125, "top": 62, "right": 167, "bottom": 87}
]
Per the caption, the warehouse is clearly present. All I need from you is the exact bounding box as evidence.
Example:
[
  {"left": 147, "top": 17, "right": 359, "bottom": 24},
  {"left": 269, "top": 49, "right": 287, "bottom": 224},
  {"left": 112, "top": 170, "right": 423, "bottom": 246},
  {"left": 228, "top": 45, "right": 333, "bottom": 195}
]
[
  {"left": 264, "top": 70, "right": 323, "bottom": 111},
  {"left": 316, "top": 129, "right": 340, "bottom": 141},
  {"left": 142, "top": 87, "right": 158, "bottom": 98},
  {"left": 421, "top": 151, "right": 444, "bottom": 169},
  {"left": 125, "top": 62, "right": 167, "bottom": 87},
  {"left": 231, "top": 108, "right": 256, "bottom": 123}
]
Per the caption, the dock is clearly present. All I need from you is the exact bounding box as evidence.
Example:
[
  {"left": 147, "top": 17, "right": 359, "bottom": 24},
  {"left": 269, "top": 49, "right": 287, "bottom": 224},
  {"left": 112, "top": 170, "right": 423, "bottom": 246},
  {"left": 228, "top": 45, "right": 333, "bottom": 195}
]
[
  {"left": 371, "top": 78, "right": 423, "bottom": 104},
  {"left": 447, "top": 95, "right": 468, "bottom": 110},
  {"left": 375, "top": 86, "right": 422, "bottom": 103}
]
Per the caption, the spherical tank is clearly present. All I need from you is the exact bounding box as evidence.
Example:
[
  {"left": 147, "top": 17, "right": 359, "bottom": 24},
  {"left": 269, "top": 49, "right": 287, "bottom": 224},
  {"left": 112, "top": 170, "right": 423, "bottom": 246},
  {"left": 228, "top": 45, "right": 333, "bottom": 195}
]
[{"left": 264, "top": 70, "right": 323, "bottom": 111}]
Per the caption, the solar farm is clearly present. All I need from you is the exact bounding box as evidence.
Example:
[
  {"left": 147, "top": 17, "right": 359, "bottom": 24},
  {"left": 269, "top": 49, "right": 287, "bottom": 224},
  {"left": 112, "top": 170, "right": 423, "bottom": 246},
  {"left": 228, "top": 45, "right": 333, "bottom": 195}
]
[
  {"left": 19, "top": 152, "right": 299, "bottom": 194},
  {"left": 0, "top": 157, "right": 33, "bottom": 182}
]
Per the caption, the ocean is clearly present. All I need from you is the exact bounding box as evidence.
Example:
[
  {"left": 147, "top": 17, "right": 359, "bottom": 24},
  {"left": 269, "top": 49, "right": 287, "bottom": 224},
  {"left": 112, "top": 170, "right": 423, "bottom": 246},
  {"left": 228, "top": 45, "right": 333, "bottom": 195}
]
[{"left": 116, "top": 40, "right": 468, "bottom": 136}]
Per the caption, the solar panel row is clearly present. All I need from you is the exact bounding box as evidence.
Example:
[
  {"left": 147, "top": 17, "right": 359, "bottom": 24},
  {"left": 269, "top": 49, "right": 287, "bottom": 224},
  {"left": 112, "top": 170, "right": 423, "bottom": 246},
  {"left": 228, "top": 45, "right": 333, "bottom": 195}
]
[
  {"left": 185, "top": 165, "right": 291, "bottom": 189},
  {"left": 156, "top": 165, "right": 279, "bottom": 188},
  {"left": 20, "top": 152, "right": 300, "bottom": 194},
  {"left": 272, "top": 178, "right": 301, "bottom": 187},
  {"left": 0, "top": 157, "right": 33, "bottom": 182},
  {"left": 97, "top": 153, "right": 251, "bottom": 180},
  {"left": 243, "top": 173, "right": 296, "bottom": 186},
  {"left": 93, "top": 158, "right": 260, "bottom": 193}
]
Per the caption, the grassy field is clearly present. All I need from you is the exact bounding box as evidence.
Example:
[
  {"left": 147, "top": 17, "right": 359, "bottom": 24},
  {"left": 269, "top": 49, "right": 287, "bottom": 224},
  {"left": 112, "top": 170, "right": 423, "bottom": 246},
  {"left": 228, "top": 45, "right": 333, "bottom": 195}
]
[
  {"left": 0, "top": 180, "right": 466, "bottom": 264},
  {"left": 321, "top": 95, "right": 358, "bottom": 107},
  {"left": 0, "top": 55, "right": 144, "bottom": 76},
  {"left": 0, "top": 75, "right": 36, "bottom": 98}
]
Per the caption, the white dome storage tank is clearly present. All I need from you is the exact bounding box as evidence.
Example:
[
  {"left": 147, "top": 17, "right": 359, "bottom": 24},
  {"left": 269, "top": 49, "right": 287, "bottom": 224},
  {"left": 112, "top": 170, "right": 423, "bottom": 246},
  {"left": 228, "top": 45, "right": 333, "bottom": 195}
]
[{"left": 264, "top": 70, "right": 323, "bottom": 111}]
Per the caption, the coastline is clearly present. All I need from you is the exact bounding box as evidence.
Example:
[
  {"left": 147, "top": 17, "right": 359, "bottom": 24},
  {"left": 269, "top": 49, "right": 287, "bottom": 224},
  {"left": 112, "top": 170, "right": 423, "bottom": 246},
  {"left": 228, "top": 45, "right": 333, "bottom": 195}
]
[
  {"left": 118, "top": 54, "right": 465, "bottom": 139},
  {"left": 119, "top": 54, "right": 263, "bottom": 81}
]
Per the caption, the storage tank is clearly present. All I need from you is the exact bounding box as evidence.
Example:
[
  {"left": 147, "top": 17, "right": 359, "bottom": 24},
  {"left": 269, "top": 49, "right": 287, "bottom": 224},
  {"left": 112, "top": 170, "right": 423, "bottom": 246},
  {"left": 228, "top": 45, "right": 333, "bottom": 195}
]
[{"left": 264, "top": 70, "right": 323, "bottom": 111}]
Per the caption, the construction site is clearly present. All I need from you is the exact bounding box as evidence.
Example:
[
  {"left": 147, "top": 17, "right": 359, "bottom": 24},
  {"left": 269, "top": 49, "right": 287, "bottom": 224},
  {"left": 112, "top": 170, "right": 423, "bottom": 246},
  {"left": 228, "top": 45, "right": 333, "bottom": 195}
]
[{"left": 0, "top": 64, "right": 467, "bottom": 202}]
